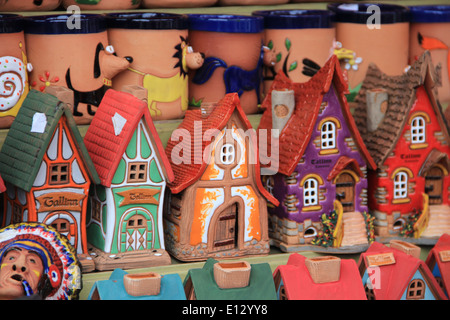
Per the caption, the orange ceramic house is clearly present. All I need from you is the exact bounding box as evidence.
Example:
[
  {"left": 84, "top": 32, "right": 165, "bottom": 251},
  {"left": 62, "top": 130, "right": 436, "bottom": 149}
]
[
  {"left": 0, "top": 90, "right": 100, "bottom": 271},
  {"left": 164, "top": 93, "right": 278, "bottom": 261},
  {"left": 353, "top": 52, "right": 450, "bottom": 243}
]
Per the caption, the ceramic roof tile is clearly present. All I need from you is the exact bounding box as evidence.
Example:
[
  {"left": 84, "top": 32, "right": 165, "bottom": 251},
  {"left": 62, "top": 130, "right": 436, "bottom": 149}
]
[{"left": 84, "top": 89, "right": 174, "bottom": 187}]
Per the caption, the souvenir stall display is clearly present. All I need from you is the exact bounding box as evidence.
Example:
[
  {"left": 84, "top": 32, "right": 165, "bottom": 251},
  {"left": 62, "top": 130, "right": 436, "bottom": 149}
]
[
  {"left": 0, "top": 0, "right": 448, "bottom": 302},
  {"left": 409, "top": 5, "right": 450, "bottom": 104}
]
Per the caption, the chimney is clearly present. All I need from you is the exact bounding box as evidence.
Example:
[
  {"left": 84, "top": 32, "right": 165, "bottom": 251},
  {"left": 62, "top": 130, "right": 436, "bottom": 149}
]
[
  {"left": 201, "top": 102, "right": 218, "bottom": 118},
  {"left": 305, "top": 256, "right": 341, "bottom": 284},
  {"left": 271, "top": 89, "right": 295, "bottom": 138},
  {"left": 389, "top": 240, "right": 421, "bottom": 259},
  {"left": 213, "top": 261, "right": 251, "bottom": 289},
  {"left": 366, "top": 88, "right": 388, "bottom": 132},
  {"left": 123, "top": 272, "right": 162, "bottom": 296}
]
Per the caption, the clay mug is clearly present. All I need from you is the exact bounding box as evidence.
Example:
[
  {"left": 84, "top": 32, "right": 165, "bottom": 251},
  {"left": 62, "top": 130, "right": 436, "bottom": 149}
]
[
  {"left": 24, "top": 14, "right": 132, "bottom": 125},
  {"left": 188, "top": 14, "right": 272, "bottom": 115},
  {"left": 62, "top": 0, "right": 141, "bottom": 10},
  {"left": 252, "top": 9, "right": 336, "bottom": 92},
  {"left": 0, "top": 14, "right": 31, "bottom": 129},
  {"left": 328, "top": 3, "right": 410, "bottom": 102},
  {"left": 0, "top": 0, "right": 61, "bottom": 11},
  {"left": 106, "top": 12, "right": 203, "bottom": 121},
  {"left": 409, "top": 5, "right": 450, "bottom": 104}
]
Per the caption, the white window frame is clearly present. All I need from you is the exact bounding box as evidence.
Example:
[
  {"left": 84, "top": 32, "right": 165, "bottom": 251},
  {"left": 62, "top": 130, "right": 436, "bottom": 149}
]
[
  {"left": 321, "top": 121, "right": 336, "bottom": 150},
  {"left": 411, "top": 116, "right": 426, "bottom": 144},
  {"left": 303, "top": 178, "right": 318, "bottom": 206},
  {"left": 220, "top": 143, "right": 235, "bottom": 165},
  {"left": 393, "top": 171, "right": 408, "bottom": 199}
]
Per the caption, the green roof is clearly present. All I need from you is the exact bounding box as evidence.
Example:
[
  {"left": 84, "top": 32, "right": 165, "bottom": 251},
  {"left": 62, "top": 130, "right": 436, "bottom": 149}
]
[
  {"left": 184, "top": 258, "right": 277, "bottom": 300},
  {"left": 0, "top": 90, "right": 100, "bottom": 192}
]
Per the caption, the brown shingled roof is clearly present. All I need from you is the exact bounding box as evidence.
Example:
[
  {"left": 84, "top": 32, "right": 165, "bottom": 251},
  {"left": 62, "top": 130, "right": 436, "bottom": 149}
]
[{"left": 353, "top": 51, "right": 447, "bottom": 166}]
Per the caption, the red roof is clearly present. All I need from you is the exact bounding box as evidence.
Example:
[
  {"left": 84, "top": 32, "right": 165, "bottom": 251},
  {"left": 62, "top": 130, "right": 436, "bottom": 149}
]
[
  {"left": 0, "top": 174, "right": 5, "bottom": 193},
  {"left": 165, "top": 93, "right": 278, "bottom": 206},
  {"left": 273, "top": 253, "right": 367, "bottom": 300},
  {"left": 84, "top": 89, "right": 174, "bottom": 187},
  {"left": 258, "top": 55, "right": 376, "bottom": 177},
  {"left": 426, "top": 233, "right": 450, "bottom": 296},
  {"left": 359, "top": 242, "right": 447, "bottom": 300}
]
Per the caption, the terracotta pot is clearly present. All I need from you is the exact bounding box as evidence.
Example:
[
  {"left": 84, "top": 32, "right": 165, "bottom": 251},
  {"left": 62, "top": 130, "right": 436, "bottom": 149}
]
[
  {"left": 253, "top": 9, "right": 336, "bottom": 92},
  {"left": 409, "top": 5, "right": 450, "bottom": 104},
  {"left": 188, "top": 14, "right": 266, "bottom": 115},
  {"left": 328, "top": 3, "right": 410, "bottom": 101},
  {"left": 218, "top": 0, "right": 288, "bottom": 6},
  {"left": 123, "top": 272, "right": 162, "bottom": 297},
  {"left": 0, "top": 0, "right": 61, "bottom": 11},
  {"left": 106, "top": 13, "right": 201, "bottom": 120},
  {"left": 62, "top": 0, "right": 141, "bottom": 10},
  {"left": 141, "top": 0, "right": 217, "bottom": 8},
  {"left": 0, "top": 15, "right": 31, "bottom": 129},
  {"left": 25, "top": 14, "right": 132, "bottom": 125}
]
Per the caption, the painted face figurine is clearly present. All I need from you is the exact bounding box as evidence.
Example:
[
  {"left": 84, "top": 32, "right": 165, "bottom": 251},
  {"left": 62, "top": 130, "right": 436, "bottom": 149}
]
[{"left": 0, "top": 223, "right": 81, "bottom": 300}]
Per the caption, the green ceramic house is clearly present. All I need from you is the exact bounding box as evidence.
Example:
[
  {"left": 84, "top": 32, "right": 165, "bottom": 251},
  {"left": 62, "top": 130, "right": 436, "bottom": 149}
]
[
  {"left": 0, "top": 89, "right": 100, "bottom": 270},
  {"left": 83, "top": 89, "right": 174, "bottom": 271}
]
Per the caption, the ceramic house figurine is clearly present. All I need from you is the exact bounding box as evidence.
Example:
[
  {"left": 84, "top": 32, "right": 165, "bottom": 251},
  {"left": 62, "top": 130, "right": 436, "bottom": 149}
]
[
  {"left": 164, "top": 93, "right": 278, "bottom": 262},
  {"left": 425, "top": 233, "right": 450, "bottom": 297},
  {"left": 25, "top": 14, "right": 132, "bottom": 125},
  {"left": 0, "top": 90, "right": 101, "bottom": 273},
  {"left": 0, "top": 0, "right": 61, "bottom": 11},
  {"left": 106, "top": 13, "right": 204, "bottom": 121},
  {"left": 84, "top": 89, "right": 174, "bottom": 271},
  {"left": 0, "top": 14, "right": 32, "bottom": 129},
  {"left": 88, "top": 268, "right": 186, "bottom": 300},
  {"left": 62, "top": 0, "right": 141, "bottom": 10},
  {"left": 183, "top": 258, "right": 277, "bottom": 300},
  {"left": 353, "top": 51, "right": 450, "bottom": 243},
  {"left": 258, "top": 55, "right": 377, "bottom": 254},
  {"left": 0, "top": 222, "right": 81, "bottom": 300},
  {"left": 358, "top": 241, "right": 447, "bottom": 300},
  {"left": 272, "top": 253, "right": 366, "bottom": 300},
  {"left": 409, "top": 5, "right": 450, "bottom": 104}
]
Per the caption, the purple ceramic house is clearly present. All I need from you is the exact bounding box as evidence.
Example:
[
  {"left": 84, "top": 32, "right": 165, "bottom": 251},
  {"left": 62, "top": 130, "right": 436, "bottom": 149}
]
[{"left": 258, "top": 55, "right": 377, "bottom": 253}]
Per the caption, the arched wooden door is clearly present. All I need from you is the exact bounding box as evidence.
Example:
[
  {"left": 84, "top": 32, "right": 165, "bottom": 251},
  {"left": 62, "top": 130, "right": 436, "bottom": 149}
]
[
  {"left": 44, "top": 212, "right": 78, "bottom": 249},
  {"left": 120, "top": 209, "right": 154, "bottom": 252},
  {"left": 425, "top": 166, "right": 443, "bottom": 205},
  {"left": 212, "top": 203, "right": 237, "bottom": 252},
  {"left": 336, "top": 173, "right": 355, "bottom": 212}
]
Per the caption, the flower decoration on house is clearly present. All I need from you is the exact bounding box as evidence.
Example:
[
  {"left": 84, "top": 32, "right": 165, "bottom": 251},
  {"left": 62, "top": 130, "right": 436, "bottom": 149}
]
[{"left": 32, "top": 71, "right": 59, "bottom": 92}]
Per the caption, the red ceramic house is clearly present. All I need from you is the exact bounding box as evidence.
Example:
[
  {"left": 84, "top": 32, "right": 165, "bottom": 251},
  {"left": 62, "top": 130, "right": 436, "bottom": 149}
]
[
  {"left": 425, "top": 233, "right": 450, "bottom": 297},
  {"left": 272, "top": 253, "right": 366, "bottom": 300},
  {"left": 353, "top": 51, "right": 450, "bottom": 242},
  {"left": 164, "top": 93, "right": 278, "bottom": 261},
  {"left": 84, "top": 89, "right": 174, "bottom": 270},
  {"left": 257, "top": 55, "right": 376, "bottom": 253},
  {"left": 358, "top": 241, "right": 447, "bottom": 300}
]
